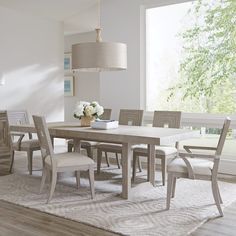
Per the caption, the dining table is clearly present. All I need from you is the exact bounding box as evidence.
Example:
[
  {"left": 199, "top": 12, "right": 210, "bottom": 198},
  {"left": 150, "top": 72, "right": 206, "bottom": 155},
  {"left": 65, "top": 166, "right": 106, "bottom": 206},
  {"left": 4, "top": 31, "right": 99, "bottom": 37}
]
[{"left": 10, "top": 121, "right": 199, "bottom": 199}]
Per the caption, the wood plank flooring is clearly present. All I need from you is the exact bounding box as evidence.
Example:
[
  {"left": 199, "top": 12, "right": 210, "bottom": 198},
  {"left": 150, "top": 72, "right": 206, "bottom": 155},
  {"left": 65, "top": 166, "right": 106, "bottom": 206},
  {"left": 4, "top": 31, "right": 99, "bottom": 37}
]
[
  {"left": 192, "top": 201, "right": 236, "bottom": 236},
  {"left": 0, "top": 200, "right": 119, "bottom": 236},
  {"left": 0, "top": 151, "right": 236, "bottom": 236}
]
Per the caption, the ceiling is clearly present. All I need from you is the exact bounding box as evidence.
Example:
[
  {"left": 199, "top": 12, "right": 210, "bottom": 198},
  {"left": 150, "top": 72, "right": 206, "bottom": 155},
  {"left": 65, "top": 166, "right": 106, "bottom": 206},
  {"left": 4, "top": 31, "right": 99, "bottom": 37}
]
[{"left": 0, "top": 0, "right": 98, "bottom": 34}]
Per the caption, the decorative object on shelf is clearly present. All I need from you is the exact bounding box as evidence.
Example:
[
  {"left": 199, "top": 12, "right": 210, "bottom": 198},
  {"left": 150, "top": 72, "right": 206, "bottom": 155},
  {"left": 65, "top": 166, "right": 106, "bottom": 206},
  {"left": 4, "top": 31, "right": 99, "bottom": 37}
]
[
  {"left": 64, "top": 52, "right": 72, "bottom": 73},
  {"left": 72, "top": 0, "right": 127, "bottom": 72},
  {"left": 64, "top": 76, "right": 74, "bottom": 96},
  {"left": 74, "top": 101, "right": 104, "bottom": 127}
]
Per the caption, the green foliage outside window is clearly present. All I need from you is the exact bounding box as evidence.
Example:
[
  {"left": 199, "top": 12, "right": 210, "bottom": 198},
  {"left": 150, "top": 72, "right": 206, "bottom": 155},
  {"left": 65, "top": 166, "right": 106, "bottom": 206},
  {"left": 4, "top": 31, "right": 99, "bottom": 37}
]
[{"left": 168, "top": 0, "right": 236, "bottom": 114}]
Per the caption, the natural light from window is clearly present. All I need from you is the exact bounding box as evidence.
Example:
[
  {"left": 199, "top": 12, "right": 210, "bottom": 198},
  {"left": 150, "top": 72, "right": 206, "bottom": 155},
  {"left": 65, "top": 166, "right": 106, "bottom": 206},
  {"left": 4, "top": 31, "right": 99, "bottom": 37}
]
[{"left": 146, "top": 0, "right": 236, "bottom": 114}]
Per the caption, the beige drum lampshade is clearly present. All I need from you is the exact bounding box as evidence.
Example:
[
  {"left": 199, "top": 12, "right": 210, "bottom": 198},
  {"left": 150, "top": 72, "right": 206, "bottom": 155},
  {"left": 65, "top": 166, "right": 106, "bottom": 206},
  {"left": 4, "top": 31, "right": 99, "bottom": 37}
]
[{"left": 72, "top": 41, "right": 127, "bottom": 72}]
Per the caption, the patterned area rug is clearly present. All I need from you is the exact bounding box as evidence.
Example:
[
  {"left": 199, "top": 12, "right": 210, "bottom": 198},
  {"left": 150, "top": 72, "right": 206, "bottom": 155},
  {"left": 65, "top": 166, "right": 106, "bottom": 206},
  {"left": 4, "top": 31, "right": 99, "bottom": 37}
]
[{"left": 0, "top": 152, "right": 236, "bottom": 236}]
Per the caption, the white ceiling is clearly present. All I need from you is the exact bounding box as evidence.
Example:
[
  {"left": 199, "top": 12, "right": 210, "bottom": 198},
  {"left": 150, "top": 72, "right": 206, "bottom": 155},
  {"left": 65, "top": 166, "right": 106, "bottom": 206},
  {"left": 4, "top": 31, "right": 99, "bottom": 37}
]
[{"left": 0, "top": 0, "right": 98, "bottom": 34}]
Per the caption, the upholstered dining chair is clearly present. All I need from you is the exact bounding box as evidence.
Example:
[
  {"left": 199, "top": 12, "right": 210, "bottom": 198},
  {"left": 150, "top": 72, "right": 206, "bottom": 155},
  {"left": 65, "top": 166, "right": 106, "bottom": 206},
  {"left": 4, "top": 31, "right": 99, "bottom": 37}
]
[
  {"left": 7, "top": 110, "right": 41, "bottom": 175},
  {"left": 97, "top": 109, "right": 144, "bottom": 174},
  {"left": 132, "top": 111, "right": 182, "bottom": 185},
  {"left": 67, "top": 108, "right": 112, "bottom": 159},
  {"left": 33, "top": 115, "right": 95, "bottom": 203},
  {"left": 166, "top": 117, "right": 231, "bottom": 216}
]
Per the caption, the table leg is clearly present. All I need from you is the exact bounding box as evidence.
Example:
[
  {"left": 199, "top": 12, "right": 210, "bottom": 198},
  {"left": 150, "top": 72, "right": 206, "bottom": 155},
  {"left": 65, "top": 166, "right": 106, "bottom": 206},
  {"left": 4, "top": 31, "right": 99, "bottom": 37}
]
[
  {"left": 147, "top": 144, "right": 155, "bottom": 186},
  {"left": 73, "top": 138, "right": 81, "bottom": 152},
  {"left": 121, "top": 142, "right": 132, "bottom": 199}
]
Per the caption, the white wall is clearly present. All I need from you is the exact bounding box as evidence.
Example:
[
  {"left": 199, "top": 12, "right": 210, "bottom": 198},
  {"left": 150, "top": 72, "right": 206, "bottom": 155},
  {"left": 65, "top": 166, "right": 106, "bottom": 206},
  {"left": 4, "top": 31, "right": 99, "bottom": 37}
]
[
  {"left": 64, "top": 32, "right": 100, "bottom": 121},
  {"left": 0, "top": 6, "right": 64, "bottom": 122}
]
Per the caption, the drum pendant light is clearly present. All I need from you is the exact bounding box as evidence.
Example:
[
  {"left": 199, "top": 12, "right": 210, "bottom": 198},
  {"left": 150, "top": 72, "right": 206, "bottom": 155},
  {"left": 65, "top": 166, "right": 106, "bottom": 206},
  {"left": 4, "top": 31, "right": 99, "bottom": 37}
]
[{"left": 72, "top": 0, "right": 127, "bottom": 72}]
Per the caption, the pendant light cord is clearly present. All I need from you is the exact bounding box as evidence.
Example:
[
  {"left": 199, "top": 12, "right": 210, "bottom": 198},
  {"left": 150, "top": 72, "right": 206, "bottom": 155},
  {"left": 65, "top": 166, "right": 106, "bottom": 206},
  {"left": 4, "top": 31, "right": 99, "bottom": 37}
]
[
  {"left": 98, "top": 0, "right": 101, "bottom": 29},
  {"left": 96, "top": 0, "right": 102, "bottom": 42}
]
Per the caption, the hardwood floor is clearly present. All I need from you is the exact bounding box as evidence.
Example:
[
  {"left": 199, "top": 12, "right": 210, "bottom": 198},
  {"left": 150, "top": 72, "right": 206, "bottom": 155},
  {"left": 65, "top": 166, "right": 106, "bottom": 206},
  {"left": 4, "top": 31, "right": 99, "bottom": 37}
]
[
  {"left": 192, "top": 201, "right": 236, "bottom": 236},
  {"left": 0, "top": 200, "right": 119, "bottom": 236},
  {"left": 0, "top": 151, "right": 236, "bottom": 236}
]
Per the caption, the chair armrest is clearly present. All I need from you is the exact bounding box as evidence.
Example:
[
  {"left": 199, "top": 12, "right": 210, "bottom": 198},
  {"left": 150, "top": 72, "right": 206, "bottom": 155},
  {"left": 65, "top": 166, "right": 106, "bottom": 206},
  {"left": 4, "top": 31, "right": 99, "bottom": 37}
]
[
  {"left": 178, "top": 155, "right": 195, "bottom": 179},
  {"left": 179, "top": 151, "right": 216, "bottom": 159},
  {"left": 183, "top": 145, "right": 217, "bottom": 153}
]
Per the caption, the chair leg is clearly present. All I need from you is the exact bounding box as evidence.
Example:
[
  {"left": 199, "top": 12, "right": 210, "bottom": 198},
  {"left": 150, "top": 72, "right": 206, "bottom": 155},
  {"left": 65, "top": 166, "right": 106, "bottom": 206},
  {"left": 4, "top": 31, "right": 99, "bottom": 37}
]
[
  {"left": 171, "top": 177, "right": 177, "bottom": 198},
  {"left": 115, "top": 153, "right": 120, "bottom": 169},
  {"left": 132, "top": 153, "right": 137, "bottom": 181},
  {"left": 39, "top": 167, "right": 47, "bottom": 194},
  {"left": 137, "top": 157, "right": 142, "bottom": 172},
  {"left": 211, "top": 178, "right": 223, "bottom": 216},
  {"left": 9, "top": 150, "right": 15, "bottom": 173},
  {"left": 89, "top": 167, "right": 95, "bottom": 199},
  {"left": 161, "top": 157, "right": 167, "bottom": 186},
  {"left": 97, "top": 149, "right": 102, "bottom": 174},
  {"left": 68, "top": 142, "right": 73, "bottom": 152},
  {"left": 166, "top": 173, "right": 174, "bottom": 210},
  {"left": 47, "top": 168, "right": 51, "bottom": 183},
  {"left": 47, "top": 171, "right": 57, "bottom": 203},
  {"left": 75, "top": 171, "right": 80, "bottom": 189},
  {"left": 215, "top": 180, "right": 223, "bottom": 204},
  {"left": 105, "top": 152, "right": 110, "bottom": 167},
  {"left": 86, "top": 147, "right": 93, "bottom": 159},
  {"left": 27, "top": 150, "right": 33, "bottom": 175}
]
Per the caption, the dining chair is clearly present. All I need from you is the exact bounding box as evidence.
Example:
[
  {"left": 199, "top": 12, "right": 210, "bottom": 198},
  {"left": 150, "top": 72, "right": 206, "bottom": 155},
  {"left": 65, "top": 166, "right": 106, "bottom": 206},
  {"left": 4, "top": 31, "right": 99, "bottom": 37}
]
[
  {"left": 97, "top": 109, "right": 144, "bottom": 174},
  {"left": 166, "top": 117, "right": 231, "bottom": 216},
  {"left": 132, "top": 111, "right": 182, "bottom": 185},
  {"left": 7, "top": 110, "right": 41, "bottom": 175},
  {"left": 33, "top": 115, "right": 95, "bottom": 203},
  {"left": 67, "top": 108, "right": 112, "bottom": 159},
  {"left": 0, "top": 111, "right": 11, "bottom": 159}
]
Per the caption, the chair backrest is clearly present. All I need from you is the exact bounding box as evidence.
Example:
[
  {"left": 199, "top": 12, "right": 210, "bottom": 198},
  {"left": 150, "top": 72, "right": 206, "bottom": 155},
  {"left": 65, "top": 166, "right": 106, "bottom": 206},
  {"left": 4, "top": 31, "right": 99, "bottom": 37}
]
[
  {"left": 7, "top": 110, "right": 32, "bottom": 139},
  {"left": 119, "top": 109, "right": 143, "bottom": 126},
  {"left": 0, "top": 110, "right": 9, "bottom": 147},
  {"left": 216, "top": 117, "right": 231, "bottom": 156},
  {"left": 153, "top": 111, "right": 181, "bottom": 128},
  {"left": 32, "top": 115, "right": 54, "bottom": 165},
  {"left": 99, "top": 108, "right": 112, "bottom": 120},
  {"left": 7, "top": 110, "right": 30, "bottom": 125}
]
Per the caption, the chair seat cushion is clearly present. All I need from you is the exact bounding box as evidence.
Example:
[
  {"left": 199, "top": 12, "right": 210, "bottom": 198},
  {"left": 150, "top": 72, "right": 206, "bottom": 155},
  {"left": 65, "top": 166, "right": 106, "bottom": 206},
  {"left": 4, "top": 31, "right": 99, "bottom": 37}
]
[
  {"left": 45, "top": 152, "right": 94, "bottom": 168},
  {"left": 167, "top": 157, "right": 214, "bottom": 175},
  {"left": 13, "top": 139, "right": 40, "bottom": 150},
  {"left": 97, "top": 143, "right": 122, "bottom": 152},
  {"left": 132, "top": 144, "right": 177, "bottom": 156}
]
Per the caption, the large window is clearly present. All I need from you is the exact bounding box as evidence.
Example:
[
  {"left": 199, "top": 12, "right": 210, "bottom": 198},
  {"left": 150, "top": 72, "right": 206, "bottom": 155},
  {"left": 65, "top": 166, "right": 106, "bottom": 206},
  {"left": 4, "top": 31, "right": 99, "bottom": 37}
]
[
  {"left": 145, "top": 0, "right": 236, "bottom": 161},
  {"left": 146, "top": 0, "right": 236, "bottom": 114}
]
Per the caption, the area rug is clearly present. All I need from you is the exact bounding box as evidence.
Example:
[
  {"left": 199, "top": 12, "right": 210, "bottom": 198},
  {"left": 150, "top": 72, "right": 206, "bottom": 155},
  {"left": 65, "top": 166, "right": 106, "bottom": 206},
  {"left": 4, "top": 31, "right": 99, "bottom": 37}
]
[{"left": 0, "top": 153, "right": 236, "bottom": 236}]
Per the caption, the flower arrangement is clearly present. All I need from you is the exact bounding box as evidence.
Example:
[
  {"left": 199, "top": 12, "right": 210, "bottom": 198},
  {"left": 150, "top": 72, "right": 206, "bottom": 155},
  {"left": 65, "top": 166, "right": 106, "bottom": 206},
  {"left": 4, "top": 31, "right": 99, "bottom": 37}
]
[{"left": 74, "top": 101, "right": 104, "bottom": 119}]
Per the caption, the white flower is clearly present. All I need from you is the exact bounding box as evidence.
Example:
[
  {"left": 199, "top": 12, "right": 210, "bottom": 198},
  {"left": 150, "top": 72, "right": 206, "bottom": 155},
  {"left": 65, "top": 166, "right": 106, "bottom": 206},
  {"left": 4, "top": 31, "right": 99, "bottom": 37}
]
[
  {"left": 84, "top": 105, "right": 95, "bottom": 117},
  {"left": 74, "top": 101, "right": 104, "bottom": 119},
  {"left": 91, "top": 101, "right": 99, "bottom": 106},
  {"left": 96, "top": 105, "right": 104, "bottom": 116}
]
